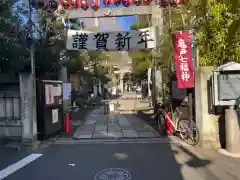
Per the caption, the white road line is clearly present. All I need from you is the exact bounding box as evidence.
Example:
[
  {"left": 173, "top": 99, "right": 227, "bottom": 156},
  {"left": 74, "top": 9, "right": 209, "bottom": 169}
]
[{"left": 0, "top": 153, "right": 42, "bottom": 180}]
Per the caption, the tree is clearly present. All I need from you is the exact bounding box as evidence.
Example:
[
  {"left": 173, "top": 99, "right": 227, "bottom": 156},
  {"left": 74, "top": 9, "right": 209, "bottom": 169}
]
[
  {"left": 33, "top": 9, "right": 66, "bottom": 78},
  {"left": 67, "top": 51, "right": 88, "bottom": 74},
  {"left": 0, "top": 0, "right": 29, "bottom": 74},
  {"left": 158, "top": 0, "right": 240, "bottom": 67},
  {"left": 158, "top": 4, "right": 195, "bottom": 70},
  {"left": 186, "top": 0, "right": 240, "bottom": 66},
  {"left": 129, "top": 15, "right": 152, "bottom": 81},
  {"left": 129, "top": 11, "right": 186, "bottom": 81},
  {"left": 166, "top": 0, "right": 240, "bottom": 66},
  {"left": 222, "top": 0, "right": 240, "bottom": 48}
]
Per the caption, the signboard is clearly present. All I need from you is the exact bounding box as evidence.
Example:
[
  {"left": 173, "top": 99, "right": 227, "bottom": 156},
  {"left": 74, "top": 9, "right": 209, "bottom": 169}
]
[
  {"left": 63, "top": 83, "right": 71, "bottom": 100},
  {"left": 44, "top": 83, "right": 63, "bottom": 105},
  {"left": 172, "top": 31, "right": 194, "bottom": 88},
  {"left": 212, "top": 63, "right": 240, "bottom": 106},
  {"left": 45, "top": 84, "right": 54, "bottom": 104},
  {"left": 52, "top": 109, "right": 59, "bottom": 123},
  {"left": 53, "top": 85, "right": 62, "bottom": 96},
  {"left": 148, "top": 68, "right": 151, "bottom": 97},
  {"left": 66, "top": 27, "right": 156, "bottom": 51},
  {"left": 218, "top": 74, "right": 240, "bottom": 100}
]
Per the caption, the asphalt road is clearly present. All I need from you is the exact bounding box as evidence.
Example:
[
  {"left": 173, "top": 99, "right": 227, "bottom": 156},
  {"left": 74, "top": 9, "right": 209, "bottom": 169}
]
[{"left": 1, "top": 141, "right": 207, "bottom": 180}]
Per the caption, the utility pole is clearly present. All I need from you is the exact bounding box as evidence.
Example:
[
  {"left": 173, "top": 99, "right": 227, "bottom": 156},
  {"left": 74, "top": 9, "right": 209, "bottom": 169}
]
[
  {"left": 151, "top": 7, "right": 162, "bottom": 114},
  {"left": 19, "top": 0, "right": 38, "bottom": 147},
  {"left": 151, "top": 54, "right": 157, "bottom": 113},
  {"left": 28, "top": 0, "right": 35, "bottom": 75},
  {"left": 29, "top": 0, "right": 37, "bottom": 143},
  {"left": 59, "top": 49, "right": 70, "bottom": 111},
  {"left": 180, "top": 10, "right": 193, "bottom": 125}
]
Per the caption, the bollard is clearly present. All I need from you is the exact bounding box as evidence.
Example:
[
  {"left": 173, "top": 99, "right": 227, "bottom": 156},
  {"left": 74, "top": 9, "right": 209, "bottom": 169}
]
[{"left": 225, "top": 106, "right": 240, "bottom": 153}]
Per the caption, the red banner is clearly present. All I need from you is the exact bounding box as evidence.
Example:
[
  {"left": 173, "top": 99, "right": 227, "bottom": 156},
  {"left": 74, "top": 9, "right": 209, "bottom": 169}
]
[{"left": 172, "top": 31, "right": 194, "bottom": 88}]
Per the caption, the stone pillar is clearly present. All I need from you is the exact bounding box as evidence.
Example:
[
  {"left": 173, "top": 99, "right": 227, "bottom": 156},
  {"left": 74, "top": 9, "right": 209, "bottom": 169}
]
[
  {"left": 120, "top": 73, "right": 124, "bottom": 94},
  {"left": 194, "top": 67, "right": 221, "bottom": 149},
  {"left": 19, "top": 73, "right": 38, "bottom": 144},
  {"left": 60, "top": 66, "right": 68, "bottom": 82},
  {"left": 93, "top": 84, "right": 98, "bottom": 96},
  {"left": 98, "top": 80, "right": 102, "bottom": 96},
  {"left": 225, "top": 107, "right": 240, "bottom": 153},
  {"left": 59, "top": 66, "right": 70, "bottom": 111}
]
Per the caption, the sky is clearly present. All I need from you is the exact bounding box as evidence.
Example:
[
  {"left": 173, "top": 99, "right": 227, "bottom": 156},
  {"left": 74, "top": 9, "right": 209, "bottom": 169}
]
[
  {"left": 12, "top": 0, "right": 138, "bottom": 33},
  {"left": 99, "top": 2, "right": 137, "bottom": 30}
]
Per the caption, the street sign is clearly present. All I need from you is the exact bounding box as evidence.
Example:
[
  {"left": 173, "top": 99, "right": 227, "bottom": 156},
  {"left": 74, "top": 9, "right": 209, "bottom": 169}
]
[{"left": 66, "top": 27, "right": 156, "bottom": 51}]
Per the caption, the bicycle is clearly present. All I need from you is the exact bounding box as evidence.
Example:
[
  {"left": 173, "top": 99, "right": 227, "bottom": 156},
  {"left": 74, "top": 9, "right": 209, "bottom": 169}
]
[{"left": 152, "top": 105, "right": 199, "bottom": 146}]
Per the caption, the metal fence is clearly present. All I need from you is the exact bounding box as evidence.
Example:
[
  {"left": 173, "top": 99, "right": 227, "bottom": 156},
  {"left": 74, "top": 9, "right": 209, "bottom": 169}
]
[{"left": 0, "top": 91, "right": 21, "bottom": 121}]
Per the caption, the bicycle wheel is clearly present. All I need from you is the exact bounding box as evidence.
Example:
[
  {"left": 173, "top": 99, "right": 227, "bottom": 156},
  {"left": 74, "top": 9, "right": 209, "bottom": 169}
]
[{"left": 177, "top": 119, "right": 199, "bottom": 146}]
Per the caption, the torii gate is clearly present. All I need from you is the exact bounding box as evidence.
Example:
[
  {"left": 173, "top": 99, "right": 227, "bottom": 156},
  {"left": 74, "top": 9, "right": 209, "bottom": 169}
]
[{"left": 61, "top": 5, "right": 163, "bottom": 94}]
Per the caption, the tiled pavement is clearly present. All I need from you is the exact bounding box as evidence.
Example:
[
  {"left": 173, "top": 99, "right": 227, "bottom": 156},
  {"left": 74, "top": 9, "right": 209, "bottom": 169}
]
[
  {"left": 109, "top": 92, "right": 150, "bottom": 112},
  {"left": 73, "top": 106, "right": 160, "bottom": 139}
]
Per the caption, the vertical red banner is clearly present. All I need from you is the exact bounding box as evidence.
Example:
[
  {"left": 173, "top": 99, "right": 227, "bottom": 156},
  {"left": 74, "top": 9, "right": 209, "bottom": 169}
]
[{"left": 172, "top": 31, "right": 194, "bottom": 88}]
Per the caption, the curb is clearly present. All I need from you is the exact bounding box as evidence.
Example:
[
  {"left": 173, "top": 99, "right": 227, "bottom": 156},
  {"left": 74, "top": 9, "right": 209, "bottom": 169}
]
[{"left": 218, "top": 148, "right": 240, "bottom": 158}]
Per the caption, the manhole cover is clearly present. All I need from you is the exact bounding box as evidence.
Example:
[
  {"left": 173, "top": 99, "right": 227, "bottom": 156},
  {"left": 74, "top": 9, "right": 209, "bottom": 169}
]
[{"left": 94, "top": 168, "right": 131, "bottom": 180}]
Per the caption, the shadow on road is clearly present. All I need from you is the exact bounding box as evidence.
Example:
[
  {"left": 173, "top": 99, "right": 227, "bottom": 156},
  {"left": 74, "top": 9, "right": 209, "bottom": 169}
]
[
  {"left": 0, "top": 111, "right": 214, "bottom": 180},
  {"left": 9, "top": 139, "right": 212, "bottom": 180},
  {"left": 174, "top": 144, "right": 211, "bottom": 168},
  {"left": 39, "top": 101, "right": 213, "bottom": 180},
  {"left": 135, "top": 108, "right": 160, "bottom": 131}
]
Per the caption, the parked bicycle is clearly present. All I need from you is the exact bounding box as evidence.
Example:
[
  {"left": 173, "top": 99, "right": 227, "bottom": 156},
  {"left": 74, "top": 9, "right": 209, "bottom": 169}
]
[{"left": 152, "top": 103, "right": 199, "bottom": 146}]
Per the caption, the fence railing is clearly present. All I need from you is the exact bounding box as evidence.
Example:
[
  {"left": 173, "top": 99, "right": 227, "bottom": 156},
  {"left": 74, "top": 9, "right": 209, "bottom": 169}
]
[{"left": 0, "top": 92, "right": 21, "bottom": 122}]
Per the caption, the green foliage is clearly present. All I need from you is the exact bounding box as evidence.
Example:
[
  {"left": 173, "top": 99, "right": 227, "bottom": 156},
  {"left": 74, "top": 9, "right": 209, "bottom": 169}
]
[
  {"left": 0, "top": 0, "right": 28, "bottom": 74},
  {"left": 34, "top": 10, "right": 69, "bottom": 78},
  {"left": 183, "top": 0, "right": 240, "bottom": 66},
  {"left": 131, "top": 15, "right": 151, "bottom": 30},
  {"left": 67, "top": 49, "right": 112, "bottom": 85},
  {"left": 129, "top": 15, "right": 152, "bottom": 81},
  {"left": 67, "top": 51, "right": 87, "bottom": 74},
  {"left": 197, "top": 0, "right": 240, "bottom": 65},
  {"left": 0, "top": 1, "right": 112, "bottom": 81},
  {"left": 159, "top": 0, "right": 240, "bottom": 67},
  {"left": 158, "top": 6, "right": 194, "bottom": 70}
]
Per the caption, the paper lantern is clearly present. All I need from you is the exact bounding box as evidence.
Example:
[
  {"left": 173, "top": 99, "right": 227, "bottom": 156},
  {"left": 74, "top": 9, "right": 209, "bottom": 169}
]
[
  {"left": 143, "top": 0, "right": 151, "bottom": 5},
  {"left": 91, "top": 2, "right": 100, "bottom": 10},
  {"left": 133, "top": 0, "right": 141, "bottom": 6},
  {"left": 121, "top": 0, "right": 131, "bottom": 7},
  {"left": 80, "top": 0, "right": 89, "bottom": 10},
  {"left": 70, "top": 0, "right": 79, "bottom": 8},
  {"left": 102, "top": 0, "right": 111, "bottom": 6},
  {"left": 113, "top": 0, "right": 121, "bottom": 6},
  {"left": 60, "top": 0, "right": 70, "bottom": 9}
]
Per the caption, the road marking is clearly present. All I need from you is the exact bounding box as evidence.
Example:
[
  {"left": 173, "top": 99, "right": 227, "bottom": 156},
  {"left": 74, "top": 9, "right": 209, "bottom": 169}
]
[{"left": 0, "top": 153, "right": 42, "bottom": 180}]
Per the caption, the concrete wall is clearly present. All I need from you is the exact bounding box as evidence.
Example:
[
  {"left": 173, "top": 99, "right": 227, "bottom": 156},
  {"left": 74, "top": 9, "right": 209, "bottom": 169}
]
[{"left": 195, "top": 66, "right": 221, "bottom": 149}]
